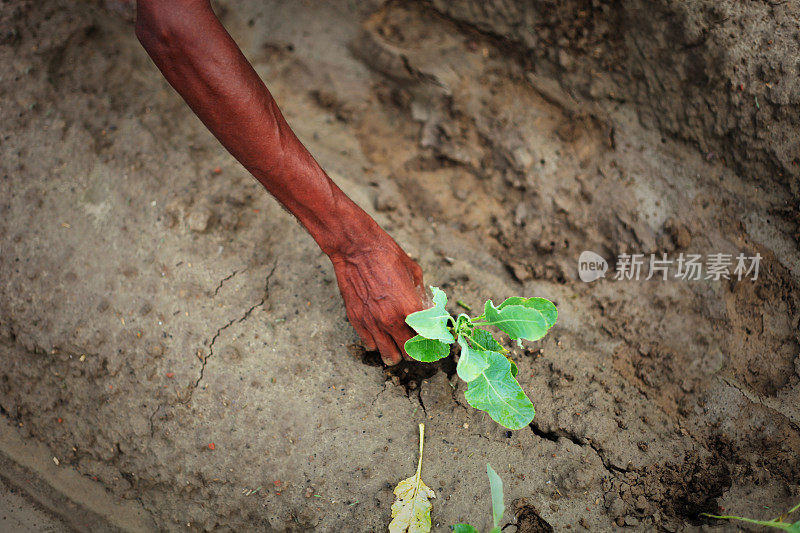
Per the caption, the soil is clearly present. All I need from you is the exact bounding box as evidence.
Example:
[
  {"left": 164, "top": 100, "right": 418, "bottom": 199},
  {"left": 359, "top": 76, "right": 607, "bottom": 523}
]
[
  {"left": 1, "top": 477, "right": 70, "bottom": 533},
  {"left": 1, "top": 0, "right": 798, "bottom": 531}
]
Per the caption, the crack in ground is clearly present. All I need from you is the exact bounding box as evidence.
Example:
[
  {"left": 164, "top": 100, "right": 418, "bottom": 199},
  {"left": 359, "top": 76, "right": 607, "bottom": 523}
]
[
  {"left": 370, "top": 382, "right": 388, "bottom": 407},
  {"left": 192, "top": 260, "right": 278, "bottom": 392},
  {"left": 530, "top": 421, "right": 629, "bottom": 475},
  {"left": 148, "top": 404, "right": 163, "bottom": 437},
  {"left": 718, "top": 375, "right": 800, "bottom": 433},
  {"left": 212, "top": 268, "right": 245, "bottom": 297},
  {"left": 448, "top": 382, "right": 469, "bottom": 412},
  {"left": 192, "top": 316, "right": 238, "bottom": 389},
  {"left": 416, "top": 387, "right": 427, "bottom": 416}
]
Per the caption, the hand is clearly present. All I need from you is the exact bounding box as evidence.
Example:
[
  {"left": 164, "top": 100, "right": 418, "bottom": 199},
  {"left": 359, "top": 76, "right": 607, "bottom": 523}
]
[{"left": 329, "top": 236, "right": 427, "bottom": 365}]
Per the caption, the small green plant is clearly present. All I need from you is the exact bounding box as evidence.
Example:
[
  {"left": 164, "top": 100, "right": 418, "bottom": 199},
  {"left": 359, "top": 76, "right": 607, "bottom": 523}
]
[
  {"left": 452, "top": 463, "right": 506, "bottom": 533},
  {"left": 702, "top": 501, "right": 800, "bottom": 531},
  {"left": 404, "top": 286, "right": 556, "bottom": 430}
]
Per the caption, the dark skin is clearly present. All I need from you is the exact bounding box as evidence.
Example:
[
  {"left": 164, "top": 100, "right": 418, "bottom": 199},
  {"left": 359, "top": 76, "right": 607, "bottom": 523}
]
[{"left": 135, "top": 0, "right": 425, "bottom": 365}]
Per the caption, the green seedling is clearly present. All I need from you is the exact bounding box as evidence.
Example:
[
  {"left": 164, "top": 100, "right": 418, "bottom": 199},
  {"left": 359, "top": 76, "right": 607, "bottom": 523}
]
[
  {"left": 452, "top": 463, "right": 506, "bottom": 533},
  {"left": 702, "top": 501, "right": 800, "bottom": 531},
  {"left": 404, "top": 287, "right": 556, "bottom": 430}
]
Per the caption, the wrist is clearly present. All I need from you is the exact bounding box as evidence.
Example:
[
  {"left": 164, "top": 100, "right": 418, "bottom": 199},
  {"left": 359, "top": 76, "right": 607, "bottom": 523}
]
[{"left": 314, "top": 194, "right": 388, "bottom": 261}]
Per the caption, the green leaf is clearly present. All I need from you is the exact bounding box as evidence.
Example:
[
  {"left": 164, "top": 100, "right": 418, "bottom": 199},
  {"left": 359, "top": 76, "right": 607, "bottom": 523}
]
[
  {"left": 464, "top": 351, "right": 535, "bottom": 430},
  {"left": 465, "top": 328, "right": 517, "bottom": 377},
  {"left": 406, "top": 286, "right": 455, "bottom": 343},
  {"left": 508, "top": 359, "right": 518, "bottom": 378},
  {"left": 789, "top": 521, "right": 799, "bottom": 533},
  {"left": 482, "top": 300, "right": 549, "bottom": 342},
  {"left": 498, "top": 297, "right": 557, "bottom": 328},
  {"left": 456, "top": 334, "right": 489, "bottom": 383},
  {"left": 405, "top": 335, "right": 451, "bottom": 362},
  {"left": 452, "top": 525, "right": 479, "bottom": 533},
  {"left": 468, "top": 328, "right": 505, "bottom": 353},
  {"left": 487, "top": 463, "right": 505, "bottom": 529}
]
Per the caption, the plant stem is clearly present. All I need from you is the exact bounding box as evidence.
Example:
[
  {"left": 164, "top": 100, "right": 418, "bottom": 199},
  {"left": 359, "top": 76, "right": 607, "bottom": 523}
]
[
  {"left": 456, "top": 300, "right": 472, "bottom": 311},
  {"left": 415, "top": 423, "right": 425, "bottom": 483},
  {"left": 703, "top": 513, "right": 794, "bottom": 531},
  {"left": 788, "top": 501, "right": 800, "bottom": 515}
]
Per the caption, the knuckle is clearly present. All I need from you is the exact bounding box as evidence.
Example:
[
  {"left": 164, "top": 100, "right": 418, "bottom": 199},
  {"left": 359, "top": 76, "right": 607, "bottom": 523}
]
[
  {"left": 376, "top": 305, "right": 401, "bottom": 328},
  {"left": 374, "top": 312, "right": 391, "bottom": 329},
  {"left": 403, "top": 296, "right": 422, "bottom": 314},
  {"left": 345, "top": 305, "right": 363, "bottom": 323},
  {"left": 413, "top": 262, "right": 423, "bottom": 279}
]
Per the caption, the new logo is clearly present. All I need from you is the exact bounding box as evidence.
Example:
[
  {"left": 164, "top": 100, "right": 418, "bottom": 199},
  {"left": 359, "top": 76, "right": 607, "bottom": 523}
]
[{"left": 578, "top": 251, "right": 608, "bottom": 282}]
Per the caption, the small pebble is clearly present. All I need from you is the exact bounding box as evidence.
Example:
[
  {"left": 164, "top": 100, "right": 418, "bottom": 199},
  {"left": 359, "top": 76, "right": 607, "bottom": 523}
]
[{"left": 187, "top": 208, "right": 212, "bottom": 233}]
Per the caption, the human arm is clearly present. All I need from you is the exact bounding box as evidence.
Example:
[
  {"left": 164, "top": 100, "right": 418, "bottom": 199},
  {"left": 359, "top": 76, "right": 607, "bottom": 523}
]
[{"left": 135, "top": 0, "right": 425, "bottom": 364}]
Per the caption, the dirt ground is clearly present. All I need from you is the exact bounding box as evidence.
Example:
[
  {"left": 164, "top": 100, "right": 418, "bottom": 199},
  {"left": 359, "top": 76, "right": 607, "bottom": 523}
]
[
  {"left": 1, "top": 0, "right": 798, "bottom": 531},
  {"left": 1, "top": 476, "right": 69, "bottom": 532}
]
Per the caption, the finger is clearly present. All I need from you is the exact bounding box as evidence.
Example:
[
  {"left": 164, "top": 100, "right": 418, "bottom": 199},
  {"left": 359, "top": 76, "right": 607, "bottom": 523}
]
[
  {"left": 338, "top": 287, "right": 378, "bottom": 351},
  {"left": 351, "top": 320, "right": 377, "bottom": 351},
  {"left": 415, "top": 283, "right": 431, "bottom": 308},
  {"left": 373, "top": 329, "right": 402, "bottom": 366},
  {"left": 409, "top": 262, "right": 424, "bottom": 287},
  {"left": 391, "top": 324, "right": 417, "bottom": 361}
]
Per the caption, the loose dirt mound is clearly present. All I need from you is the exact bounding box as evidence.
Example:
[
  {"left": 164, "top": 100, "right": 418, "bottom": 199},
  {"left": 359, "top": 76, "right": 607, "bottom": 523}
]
[{"left": 429, "top": 0, "right": 800, "bottom": 195}]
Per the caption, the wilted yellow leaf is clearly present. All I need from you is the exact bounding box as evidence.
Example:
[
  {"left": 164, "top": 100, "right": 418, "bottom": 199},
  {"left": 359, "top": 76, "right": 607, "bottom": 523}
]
[{"left": 388, "top": 424, "right": 435, "bottom": 533}]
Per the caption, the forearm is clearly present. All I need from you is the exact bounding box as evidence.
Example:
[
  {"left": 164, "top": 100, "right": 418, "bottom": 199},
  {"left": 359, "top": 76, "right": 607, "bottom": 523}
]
[{"left": 135, "top": 0, "right": 381, "bottom": 257}]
